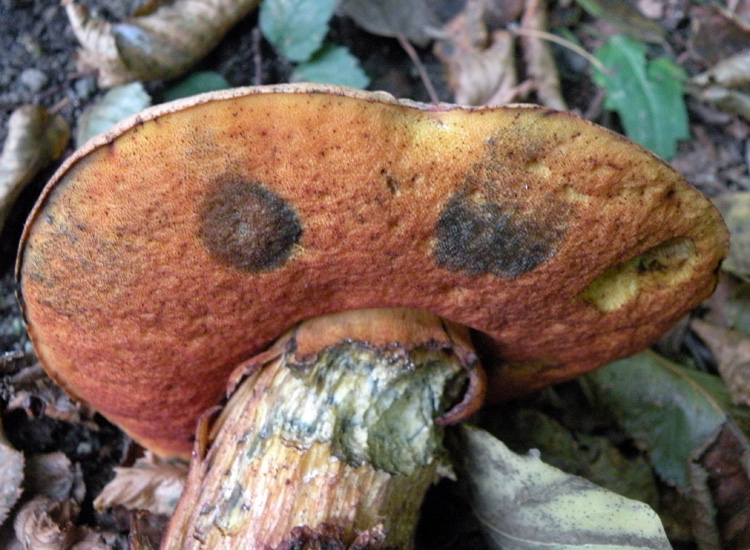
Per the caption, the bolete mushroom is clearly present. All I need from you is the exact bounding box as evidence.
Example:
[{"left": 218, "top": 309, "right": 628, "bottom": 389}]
[{"left": 16, "top": 84, "right": 727, "bottom": 549}]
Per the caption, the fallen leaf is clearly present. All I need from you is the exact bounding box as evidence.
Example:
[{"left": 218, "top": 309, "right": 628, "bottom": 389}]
[
  {"left": 25, "top": 453, "right": 85, "bottom": 504},
  {"left": 520, "top": 0, "right": 567, "bottom": 110},
  {"left": 338, "top": 0, "right": 444, "bottom": 47},
  {"left": 94, "top": 452, "right": 187, "bottom": 517},
  {"left": 259, "top": 0, "right": 337, "bottom": 63},
  {"left": 574, "top": 0, "right": 666, "bottom": 44},
  {"left": 0, "top": 105, "right": 70, "bottom": 236},
  {"left": 433, "top": 0, "right": 520, "bottom": 105},
  {"left": 76, "top": 83, "right": 152, "bottom": 147},
  {"left": 711, "top": 192, "right": 750, "bottom": 281},
  {"left": 64, "top": 0, "right": 262, "bottom": 87},
  {"left": 689, "top": 421, "right": 750, "bottom": 550},
  {"left": 13, "top": 497, "right": 79, "bottom": 550},
  {"left": 291, "top": 44, "right": 370, "bottom": 88},
  {"left": 457, "top": 424, "right": 671, "bottom": 550},
  {"left": 692, "top": 319, "right": 750, "bottom": 406},
  {"left": 688, "top": 5, "right": 750, "bottom": 67},
  {"left": 593, "top": 34, "right": 689, "bottom": 159},
  {"left": 0, "top": 416, "right": 24, "bottom": 529},
  {"left": 587, "top": 351, "right": 749, "bottom": 489},
  {"left": 688, "top": 50, "right": 750, "bottom": 121}
]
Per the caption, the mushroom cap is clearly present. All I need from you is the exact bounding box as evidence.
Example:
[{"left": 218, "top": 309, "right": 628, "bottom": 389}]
[{"left": 16, "top": 84, "right": 728, "bottom": 457}]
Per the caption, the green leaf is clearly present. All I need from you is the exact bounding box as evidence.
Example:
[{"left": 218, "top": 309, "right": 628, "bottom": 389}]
[
  {"left": 292, "top": 44, "right": 370, "bottom": 88},
  {"left": 587, "top": 351, "right": 748, "bottom": 489},
  {"left": 593, "top": 35, "right": 688, "bottom": 159},
  {"left": 76, "top": 82, "right": 151, "bottom": 147},
  {"left": 259, "top": 0, "right": 338, "bottom": 62},
  {"left": 160, "top": 71, "right": 231, "bottom": 102},
  {"left": 458, "top": 425, "right": 671, "bottom": 550}
]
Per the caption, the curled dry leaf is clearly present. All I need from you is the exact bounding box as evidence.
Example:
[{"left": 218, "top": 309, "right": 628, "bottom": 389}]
[
  {"left": 689, "top": 421, "right": 750, "bottom": 550},
  {"left": 94, "top": 452, "right": 187, "bottom": 516},
  {"left": 433, "top": 0, "right": 521, "bottom": 106},
  {"left": 0, "top": 105, "right": 69, "bottom": 236},
  {"left": 64, "top": 0, "right": 262, "bottom": 87},
  {"left": 0, "top": 416, "right": 24, "bottom": 528},
  {"left": 712, "top": 192, "right": 750, "bottom": 281},
  {"left": 691, "top": 319, "right": 750, "bottom": 406},
  {"left": 14, "top": 497, "right": 79, "bottom": 550},
  {"left": 688, "top": 50, "right": 750, "bottom": 121},
  {"left": 520, "top": 0, "right": 567, "bottom": 111}
]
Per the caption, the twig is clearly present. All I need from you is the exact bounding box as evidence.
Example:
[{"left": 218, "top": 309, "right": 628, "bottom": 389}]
[
  {"left": 510, "top": 25, "right": 609, "bottom": 75},
  {"left": 397, "top": 35, "right": 440, "bottom": 104}
]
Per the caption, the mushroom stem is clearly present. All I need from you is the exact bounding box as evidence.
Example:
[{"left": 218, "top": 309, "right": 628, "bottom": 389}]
[{"left": 161, "top": 308, "right": 485, "bottom": 550}]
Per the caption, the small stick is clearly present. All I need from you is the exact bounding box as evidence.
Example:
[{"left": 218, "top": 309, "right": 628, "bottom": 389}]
[{"left": 397, "top": 34, "right": 440, "bottom": 104}]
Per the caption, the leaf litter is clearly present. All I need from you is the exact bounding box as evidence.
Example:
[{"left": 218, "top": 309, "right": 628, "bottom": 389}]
[{"left": 2, "top": 0, "right": 750, "bottom": 548}]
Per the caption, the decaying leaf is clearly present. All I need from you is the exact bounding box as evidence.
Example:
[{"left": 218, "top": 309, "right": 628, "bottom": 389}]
[
  {"left": 692, "top": 319, "right": 750, "bottom": 406},
  {"left": 457, "top": 425, "right": 671, "bottom": 550},
  {"left": 520, "top": 0, "right": 567, "bottom": 110},
  {"left": 574, "top": 0, "right": 666, "bottom": 44},
  {"left": 433, "top": 0, "right": 521, "bottom": 106},
  {"left": 711, "top": 192, "right": 750, "bottom": 281},
  {"left": 689, "top": 421, "right": 750, "bottom": 550},
  {"left": 76, "top": 83, "right": 152, "bottom": 147},
  {"left": 688, "top": 50, "right": 750, "bottom": 121},
  {"left": 14, "top": 497, "right": 79, "bottom": 550},
  {"left": 338, "top": 0, "right": 444, "bottom": 47},
  {"left": 0, "top": 105, "right": 69, "bottom": 236},
  {"left": 0, "top": 416, "right": 24, "bottom": 528},
  {"left": 688, "top": 5, "right": 750, "bottom": 67},
  {"left": 94, "top": 452, "right": 187, "bottom": 517},
  {"left": 64, "top": 0, "right": 262, "bottom": 87},
  {"left": 588, "top": 351, "right": 748, "bottom": 489},
  {"left": 25, "top": 453, "right": 85, "bottom": 504}
]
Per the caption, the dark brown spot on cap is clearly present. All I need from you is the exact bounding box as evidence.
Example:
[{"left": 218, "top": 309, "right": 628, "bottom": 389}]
[
  {"left": 199, "top": 180, "right": 301, "bottom": 272},
  {"left": 434, "top": 191, "right": 562, "bottom": 277}
]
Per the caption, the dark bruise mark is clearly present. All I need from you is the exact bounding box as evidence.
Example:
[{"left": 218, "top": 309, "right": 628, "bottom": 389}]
[
  {"left": 434, "top": 192, "right": 561, "bottom": 277},
  {"left": 198, "top": 179, "right": 301, "bottom": 272}
]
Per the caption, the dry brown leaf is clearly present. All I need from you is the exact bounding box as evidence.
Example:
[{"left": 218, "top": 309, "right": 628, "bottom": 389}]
[
  {"left": 712, "top": 192, "right": 750, "bottom": 281},
  {"left": 64, "top": 0, "right": 261, "bottom": 87},
  {"left": 0, "top": 105, "right": 69, "bottom": 236},
  {"left": 94, "top": 453, "right": 187, "bottom": 516},
  {"left": 433, "top": 0, "right": 521, "bottom": 106},
  {"left": 338, "top": 0, "right": 443, "bottom": 47},
  {"left": 689, "top": 5, "right": 750, "bottom": 67},
  {"left": 689, "top": 421, "right": 750, "bottom": 550},
  {"left": 520, "top": 0, "right": 567, "bottom": 111},
  {"left": 0, "top": 416, "right": 24, "bottom": 529},
  {"left": 692, "top": 319, "right": 750, "bottom": 406},
  {"left": 688, "top": 50, "right": 750, "bottom": 121},
  {"left": 13, "top": 497, "right": 79, "bottom": 550}
]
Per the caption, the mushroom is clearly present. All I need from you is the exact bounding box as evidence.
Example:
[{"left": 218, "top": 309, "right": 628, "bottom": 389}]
[{"left": 16, "top": 84, "right": 727, "bottom": 549}]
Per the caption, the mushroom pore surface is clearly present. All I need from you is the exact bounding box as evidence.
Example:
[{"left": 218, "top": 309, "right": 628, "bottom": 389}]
[{"left": 16, "top": 84, "right": 728, "bottom": 457}]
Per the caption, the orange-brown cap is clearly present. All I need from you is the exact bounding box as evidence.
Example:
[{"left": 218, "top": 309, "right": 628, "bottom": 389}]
[{"left": 16, "top": 84, "right": 728, "bottom": 457}]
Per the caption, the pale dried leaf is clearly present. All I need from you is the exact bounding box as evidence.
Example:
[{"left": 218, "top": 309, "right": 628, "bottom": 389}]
[
  {"left": 94, "top": 453, "right": 187, "bottom": 516},
  {"left": 0, "top": 416, "right": 24, "bottom": 528},
  {"left": 0, "top": 105, "right": 69, "bottom": 235},
  {"left": 434, "top": 0, "right": 520, "bottom": 106},
  {"left": 521, "top": 0, "right": 567, "bottom": 111},
  {"left": 688, "top": 50, "right": 750, "bottom": 120},
  {"left": 64, "top": 0, "right": 262, "bottom": 87},
  {"left": 14, "top": 497, "right": 79, "bottom": 550},
  {"left": 459, "top": 425, "right": 671, "bottom": 550},
  {"left": 712, "top": 192, "right": 750, "bottom": 281},
  {"left": 692, "top": 319, "right": 750, "bottom": 406}
]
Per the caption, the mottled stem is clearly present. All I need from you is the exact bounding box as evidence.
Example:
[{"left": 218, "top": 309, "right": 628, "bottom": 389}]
[{"left": 162, "top": 308, "right": 485, "bottom": 550}]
